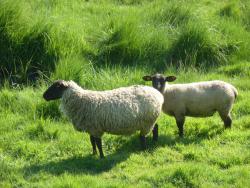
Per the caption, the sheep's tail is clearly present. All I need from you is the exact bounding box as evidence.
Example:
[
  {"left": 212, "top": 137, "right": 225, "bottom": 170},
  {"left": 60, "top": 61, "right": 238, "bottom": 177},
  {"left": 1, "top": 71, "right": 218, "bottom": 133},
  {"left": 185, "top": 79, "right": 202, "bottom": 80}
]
[{"left": 231, "top": 85, "right": 238, "bottom": 100}]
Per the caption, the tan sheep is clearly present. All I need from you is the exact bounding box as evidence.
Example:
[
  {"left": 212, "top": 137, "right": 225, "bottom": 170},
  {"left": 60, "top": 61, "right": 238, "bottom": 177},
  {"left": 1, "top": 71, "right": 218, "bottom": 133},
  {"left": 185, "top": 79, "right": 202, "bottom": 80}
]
[{"left": 143, "top": 73, "right": 238, "bottom": 137}]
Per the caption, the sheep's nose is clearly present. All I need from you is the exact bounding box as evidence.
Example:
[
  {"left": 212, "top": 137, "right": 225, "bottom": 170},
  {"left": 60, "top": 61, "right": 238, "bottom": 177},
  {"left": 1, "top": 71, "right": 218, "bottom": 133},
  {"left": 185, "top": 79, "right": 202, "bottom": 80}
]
[{"left": 156, "top": 83, "right": 161, "bottom": 90}]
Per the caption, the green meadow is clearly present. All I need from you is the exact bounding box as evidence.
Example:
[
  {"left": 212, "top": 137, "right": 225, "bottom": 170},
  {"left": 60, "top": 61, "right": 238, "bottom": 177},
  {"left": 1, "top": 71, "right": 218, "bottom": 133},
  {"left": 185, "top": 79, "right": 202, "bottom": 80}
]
[{"left": 0, "top": 0, "right": 250, "bottom": 187}]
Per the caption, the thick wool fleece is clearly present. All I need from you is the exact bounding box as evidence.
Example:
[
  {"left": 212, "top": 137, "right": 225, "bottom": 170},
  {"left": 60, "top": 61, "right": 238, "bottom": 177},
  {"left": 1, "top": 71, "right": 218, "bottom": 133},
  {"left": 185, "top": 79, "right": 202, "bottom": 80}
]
[
  {"left": 60, "top": 81, "right": 164, "bottom": 137},
  {"left": 162, "top": 80, "right": 238, "bottom": 119}
]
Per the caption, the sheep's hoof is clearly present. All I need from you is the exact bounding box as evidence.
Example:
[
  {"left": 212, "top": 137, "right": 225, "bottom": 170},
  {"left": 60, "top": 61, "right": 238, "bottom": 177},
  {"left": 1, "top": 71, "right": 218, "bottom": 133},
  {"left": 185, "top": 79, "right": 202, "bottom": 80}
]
[{"left": 225, "top": 124, "right": 232, "bottom": 129}]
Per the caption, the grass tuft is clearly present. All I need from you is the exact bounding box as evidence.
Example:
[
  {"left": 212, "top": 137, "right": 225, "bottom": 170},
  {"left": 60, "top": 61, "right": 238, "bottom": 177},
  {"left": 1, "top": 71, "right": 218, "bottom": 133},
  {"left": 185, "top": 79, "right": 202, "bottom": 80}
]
[
  {"left": 170, "top": 169, "right": 196, "bottom": 188},
  {"left": 150, "top": 2, "right": 192, "bottom": 27},
  {"left": 36, "top": 100, "right": 62, "bottom": 120},
  {"left": 167, "top": 23, "right": 227, "bottom": 67},
  {"left": 219, "top": 2, "right": 242, "bottom": 20},
  {"left": 27, "top": 120, "right": 59, "bottom": 141}
]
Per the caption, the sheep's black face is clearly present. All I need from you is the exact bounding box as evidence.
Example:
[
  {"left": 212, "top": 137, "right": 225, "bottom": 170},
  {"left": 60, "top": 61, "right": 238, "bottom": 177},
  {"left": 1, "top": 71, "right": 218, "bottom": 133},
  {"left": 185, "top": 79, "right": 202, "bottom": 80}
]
[
  {"left": 43, "top": 80, "right": 69, "bottom": 101},
  {"left": 143, "top": 73, "right": 176, "bottom": 92}
]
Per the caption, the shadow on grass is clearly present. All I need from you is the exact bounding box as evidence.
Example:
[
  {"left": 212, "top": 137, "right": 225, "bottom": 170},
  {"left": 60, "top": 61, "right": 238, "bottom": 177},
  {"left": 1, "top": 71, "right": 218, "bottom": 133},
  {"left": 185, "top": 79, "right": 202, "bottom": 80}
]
[
  {"left": 154, "top": 125, "right": 224, "bottom": 149},
  {"left": 24, "top": 154, "right": 124, "bottom": 175},
  {"left": 24, "top": 126, "right": 223, "bottom": 176},
  {"left": 24, "top": 135, "right": 170, "bottom": 176}
]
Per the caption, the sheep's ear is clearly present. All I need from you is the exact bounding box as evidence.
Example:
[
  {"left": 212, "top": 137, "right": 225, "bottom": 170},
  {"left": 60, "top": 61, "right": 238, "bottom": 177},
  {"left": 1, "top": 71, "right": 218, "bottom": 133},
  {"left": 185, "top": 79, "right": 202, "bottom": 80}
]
[
  {"left": 56, "top": 80, "right": 69, "bottom": 88},
  {"left": 165, "top": 76, "right": 176, "bottom": 82},
  {"left": 61, "top": 81, "right": 69, "bottom": 87},
  {"left": 142, "top": 75, "right": 152, "bottom": 81}
]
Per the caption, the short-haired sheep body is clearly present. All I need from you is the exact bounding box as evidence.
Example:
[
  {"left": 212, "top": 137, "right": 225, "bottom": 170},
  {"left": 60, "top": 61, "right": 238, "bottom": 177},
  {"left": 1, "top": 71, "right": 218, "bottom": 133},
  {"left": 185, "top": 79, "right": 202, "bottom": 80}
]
[
  {"left": 43, "top": 80, "right": 164, "bottom": 158},
  {"left": 143, "top": 74, "right": 238, "bottom": 137}
]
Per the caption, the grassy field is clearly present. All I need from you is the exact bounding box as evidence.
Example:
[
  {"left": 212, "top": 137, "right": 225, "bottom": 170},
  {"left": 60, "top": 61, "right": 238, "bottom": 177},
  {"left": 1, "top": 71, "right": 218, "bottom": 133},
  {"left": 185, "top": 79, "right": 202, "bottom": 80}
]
[{"left": 1, "top": 0, "right": 250, "bottom": 187}]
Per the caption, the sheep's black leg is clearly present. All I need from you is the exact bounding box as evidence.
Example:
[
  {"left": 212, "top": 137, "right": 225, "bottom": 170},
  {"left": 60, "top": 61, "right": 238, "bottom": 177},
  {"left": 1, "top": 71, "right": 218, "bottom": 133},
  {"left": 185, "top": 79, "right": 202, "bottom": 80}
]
[
  {"left": 219, "top": 112, "right": 232, "bottom": 129},
  {"left": 152, "top": 123, "right": 158, "bottom": 142},
  {"left": 140, "top": 135, "right": 146, "bottom": 150},
  {"left": 176, "top": 118, "right": 185, "bottom": 137},
  {"left": 177, "top": 121, "right": 184, "bottom": 137},
  {"left": 95, "top": 137, "right": 104, "bottom": 158},
  {"left": 90, "top": 135, "right": 97, "bottom": 155},
  {"left": 223, "top": 116, "right": 232, "bottom": 129}
]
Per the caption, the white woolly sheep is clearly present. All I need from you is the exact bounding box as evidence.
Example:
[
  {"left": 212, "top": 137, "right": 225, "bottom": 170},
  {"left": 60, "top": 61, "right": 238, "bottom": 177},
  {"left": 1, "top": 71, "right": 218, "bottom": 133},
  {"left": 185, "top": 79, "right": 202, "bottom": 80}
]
[
  {"left": 143, "top": 73, "right": 238, "bottom": 137},
  {"left": 43, "top": 80, "right": 164, "bottom": 158}
]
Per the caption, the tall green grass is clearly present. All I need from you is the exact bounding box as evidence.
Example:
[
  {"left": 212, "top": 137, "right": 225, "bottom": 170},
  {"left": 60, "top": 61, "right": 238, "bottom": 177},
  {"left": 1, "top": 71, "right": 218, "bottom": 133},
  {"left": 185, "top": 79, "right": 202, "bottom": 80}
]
[{"left": 1, "top": 0, "right": 249, "bottom": 84}]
